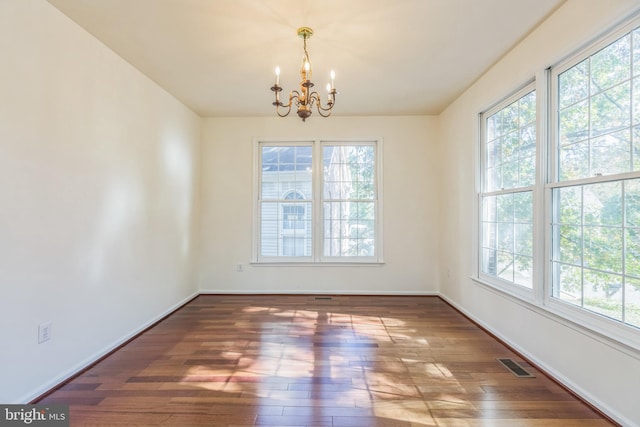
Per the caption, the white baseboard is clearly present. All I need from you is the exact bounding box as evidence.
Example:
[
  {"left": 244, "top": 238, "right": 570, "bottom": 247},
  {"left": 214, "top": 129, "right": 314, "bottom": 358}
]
[
  {"left": 18, "top": 291, "right": 199, "bottom": 404},
  {"left": 438, "top": 292, "right": 634, "bottom": 427}
]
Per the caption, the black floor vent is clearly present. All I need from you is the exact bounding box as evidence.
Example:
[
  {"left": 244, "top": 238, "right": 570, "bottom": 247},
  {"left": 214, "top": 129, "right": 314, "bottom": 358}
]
[
  {"left": 314, "top": 296, "right": 333, "bottom": 300},
  {"left": 497, "top": 358, "right": 535, "bottom": 378}
]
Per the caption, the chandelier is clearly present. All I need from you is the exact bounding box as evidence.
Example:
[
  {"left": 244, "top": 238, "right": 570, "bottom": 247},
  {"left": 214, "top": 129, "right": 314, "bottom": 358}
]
[{"left": 270, "top": 27, "right": 337, "bottom": 121}]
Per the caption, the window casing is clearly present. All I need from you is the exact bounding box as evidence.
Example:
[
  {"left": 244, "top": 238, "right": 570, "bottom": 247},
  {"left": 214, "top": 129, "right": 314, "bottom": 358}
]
[
  {"left": 255, "top": 139, "right": 382, "bottom": 263},
  {"left": 479, "top": 85, "right": 537, "bottom": 292},
  {"left": 550, "top": 20, "right": 640, "bottom": 330},
  {"left": 475, "top": 14, "right": 640, "bottom": 350}
]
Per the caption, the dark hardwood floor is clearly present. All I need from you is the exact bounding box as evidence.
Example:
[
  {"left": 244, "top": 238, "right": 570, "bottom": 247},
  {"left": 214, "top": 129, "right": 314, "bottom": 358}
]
[{"left": 37, "top": 295, "right": 615, "bottom": 426}]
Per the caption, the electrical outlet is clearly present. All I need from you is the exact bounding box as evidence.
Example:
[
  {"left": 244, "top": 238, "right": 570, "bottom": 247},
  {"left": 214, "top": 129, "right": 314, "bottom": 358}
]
[
  {"left": 236, "top": 263, "right": 243, "bottom": 272},
  {"left": 38, "top": 322, "right": 52, "bottom": 344}
]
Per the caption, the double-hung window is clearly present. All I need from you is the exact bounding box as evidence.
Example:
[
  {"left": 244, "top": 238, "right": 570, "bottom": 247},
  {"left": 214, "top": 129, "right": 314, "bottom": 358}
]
[
  {"left": 479, "top": 84, "right": 537, "bottom": 292},
  {"left": 550, "top": 20, "right": 640, "bottom": 329},
  {"left": 477, "top": 15, "right": 640, "bottom": 347},
  {"left": 255, "top": 139, "right": 382, "bottom": 263}
]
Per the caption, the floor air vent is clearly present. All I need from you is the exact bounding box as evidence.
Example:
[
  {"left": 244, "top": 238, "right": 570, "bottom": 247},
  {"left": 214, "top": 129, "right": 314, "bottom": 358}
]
[
  {"left": 314, "top": 296, "right": 333, "bottom": 300},
  {"left": 497, "top": 358, "right": 535, "bottom": 378}
]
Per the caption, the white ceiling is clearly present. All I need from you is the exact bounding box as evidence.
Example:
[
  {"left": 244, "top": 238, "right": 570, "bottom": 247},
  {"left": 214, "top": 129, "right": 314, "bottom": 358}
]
[{"left": 47, "top": 0, "right": 565, "bottom": 117}]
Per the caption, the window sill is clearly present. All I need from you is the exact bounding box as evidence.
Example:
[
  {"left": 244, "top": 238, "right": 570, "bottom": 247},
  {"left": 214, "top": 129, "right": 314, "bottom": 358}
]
[
  {"left": 251, "top": 261, "right": 385, "bottom": 267},
  {"left": 471, "top": 275, "right": 640, "bottom": 359}
]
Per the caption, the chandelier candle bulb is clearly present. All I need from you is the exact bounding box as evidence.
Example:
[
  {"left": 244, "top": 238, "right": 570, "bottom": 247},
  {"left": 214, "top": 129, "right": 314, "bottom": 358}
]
[
  {"left": 330, "top": 70, "right": 335, "bottom": 89},
  {"left": 275, "top": 66, "right": 280, "bottom": 85}
]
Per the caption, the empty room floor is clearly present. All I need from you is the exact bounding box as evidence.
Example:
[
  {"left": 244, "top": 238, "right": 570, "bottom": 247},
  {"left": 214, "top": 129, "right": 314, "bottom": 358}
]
[{"left": 37, "top": 295, "right": 614, "bottom": 426}]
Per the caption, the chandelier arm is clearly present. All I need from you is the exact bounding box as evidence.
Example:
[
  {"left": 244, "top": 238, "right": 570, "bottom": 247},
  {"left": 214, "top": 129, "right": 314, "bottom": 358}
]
[
  {"left": 309, "top": 91, "right": 336, "bottom": 114},
  {"left": 290, "top": 90, "right": 301, "bottom": 105},
  {"left": 275, "top": 103, "right": 292, "bottom": 117},
  {"left": 315, "top": 107, "right": 332, "bottom": 118}
]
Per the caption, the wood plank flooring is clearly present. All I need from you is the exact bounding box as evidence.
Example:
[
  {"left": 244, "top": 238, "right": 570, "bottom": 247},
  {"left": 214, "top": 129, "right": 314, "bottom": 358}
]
[{"left": 36, "top": 295, "right": 615, "bottom": 426}]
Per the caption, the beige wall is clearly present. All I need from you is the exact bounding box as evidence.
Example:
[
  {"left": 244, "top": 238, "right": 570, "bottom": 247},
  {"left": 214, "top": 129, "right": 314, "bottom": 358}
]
[
  {"left": 198, "top": 116, "right": 441, "bottom": 294},
  {"left": 438, "top": 1, "right": 640, "bottom": 425},
  {"left": 0, "top": 0, "right": 201, "bottom": 403},
  {"left": 3, "top": 0, "right": 640, "bottom": 424}
]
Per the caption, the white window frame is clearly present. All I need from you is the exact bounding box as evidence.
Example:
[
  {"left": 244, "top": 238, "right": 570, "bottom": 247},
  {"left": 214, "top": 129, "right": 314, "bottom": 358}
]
[
  {"left": 476, "top": 82, "right": 539, "bottom": 301},
  {"left": 473, "top": 14, "right": 640, "bottom": 354},
  {"left": 544, "top": 15, "right": 640, "bottom": 349},
  {"left": 252, "top": 138, "right": 384, "bottom": 265}
]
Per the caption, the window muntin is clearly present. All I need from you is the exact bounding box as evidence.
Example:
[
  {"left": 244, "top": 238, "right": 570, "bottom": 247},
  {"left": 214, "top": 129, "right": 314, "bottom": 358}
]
[
  {"left": 480, "top": 87, "right": 536, "bottom": 290},
  {"left": 256, "top": 140, "right": 380, "bottom": 263},
  {"left": 551, "top": 23, "right": 640, "bottom": 329}
]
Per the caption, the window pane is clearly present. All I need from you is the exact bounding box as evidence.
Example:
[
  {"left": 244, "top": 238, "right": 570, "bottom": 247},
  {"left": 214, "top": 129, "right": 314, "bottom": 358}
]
[
  {"left": 322, "top": 144, "right": 377, "bottom": 258},
  {"left": 558, "top": 32, "right": 636, "bottom": 180},
  {"left": 590, "top": 35, "right": 630, "bottom": 93},
  {"left": 515, "top": 223, "right": 532, "bottom": 256},
  {"left": 497, "top": 222, "right": 513, "bottom": 252},
  {"left": 559, "top": 100, "right": 589, "bottom": 146},
  {"left": 583, "top": 181, "right": 622, "bottom": 226},
  {"left": 625, "top": 278, "right": 640, "bottom": 328},
  {"left": 634, "top": 29, "right": 640, "bottom": 77},
  {"left": 496, "top": 251, "right": 514, "bottom": 282},
  {"left": 559, "top": 141, "right": 589, "bottom": 181},
  {"left": 590, "top": 83, "right": 630, "bottom": 138},
  {"left": 482, "top": 195, "right": 497, "bottom": 222},
  {"left": 634, "top": 77, "right": 640, "bottom": 125},
  {"left": 625, "top": 228, "right": 640, "bottom": 278},
  {"left": 559, "top": 59, "right": 589, "bottom": 109},
  {"left": 626, "top": 179, "right": 640, "bottom": 227},
  {"left": 502, "top": 132, "right": 519, "bottom": 164},
  {"left": 556, "top": 186, "right": 582, "bottom": 223},
  {"left": 482, "top": 248, "right": 497, "bottom": 276},
  {"left": 556, "top": 263, "right": 582, "bottom": 305},
  {"left": 557, "top": 224, "right": 582, "bottom": 265},
  {"left": 519, "top": 91, "right": 536, "bottom": 126},
  {"left": 634, "top": 125, "right": 640, "bottom": 171},
  {"left": 501, "top": 161, "right": 519, "bottom": 189},
  {"left": 323, "top": 145, "right": 375, "bottom": 200},
  {"left": 484, "top": 90, "right": 536, "bottom": 191},
  {"left": 520, "top": 124, "right": 536, "bottom": 158},
  {"left": 513, "top": 191, "right": 533, "bottom": 222},
  {"left": 584, "top": 226, "right": 622, "bottom": 272},
  {"left": 323, "top": 202, "right": 376, "bottom": 257},
  {"left": 481, "top": 191, "right": 532, "bottom": 289},
  {"left": 496, "top": 193, "right": 514, "bottom": 223},
  {"left": 591, "top": 130, "right": 631, "bottom": 176},
  {"left": 514, "top": 255, "right": 533, "bottom": 288},
  {"left": 550, "top": 179, "right": 640, "bottom": 327},
  {"left": 583, "top": 269, "right": 623, "bottom": 321},
  {"left": 482, "top": 221, "right": 497, "bottom": 250},
  {"left": 261, "top": 146, "right": 312, "bottom": 199},
  {"left": 260, "top": 201, "right": 281, "bottom": 257},
  {"left": 260, "top": 201, "right": 311, "bottom": 257}
]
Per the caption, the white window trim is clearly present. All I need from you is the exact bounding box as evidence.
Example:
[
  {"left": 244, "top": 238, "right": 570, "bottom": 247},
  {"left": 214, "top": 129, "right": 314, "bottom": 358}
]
[
  {"left": 252, "top": 137, "right": 384, "bottom": 265},
  {"left": 473, "top": 13, "right": 640, "bottom": 354},
  {"left": 476, "top": 80, "right": 538, "bottom": 302},
  {"left": 543, "top": 14, "right": 640, "bottom": 350}
]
